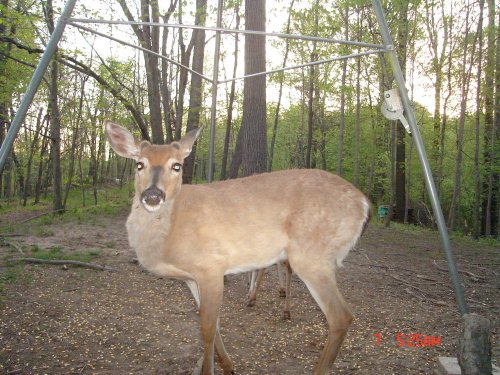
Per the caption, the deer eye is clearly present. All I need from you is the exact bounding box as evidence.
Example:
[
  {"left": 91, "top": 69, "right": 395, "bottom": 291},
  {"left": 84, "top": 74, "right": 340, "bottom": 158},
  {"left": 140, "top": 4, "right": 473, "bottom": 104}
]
[
  {"left": 172, "top": 163, "right": 182, "bottom": 172},
  {"left": 136, "top": 162, "right": 145, "bottom": 171}
]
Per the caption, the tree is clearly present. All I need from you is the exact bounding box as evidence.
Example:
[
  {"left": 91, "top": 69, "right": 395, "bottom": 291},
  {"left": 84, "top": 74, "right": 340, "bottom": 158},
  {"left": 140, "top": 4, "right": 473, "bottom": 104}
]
[
  {"left": 183, "top": 0, "right": 208, "bottom": 184},
  {"left": 423, "top": 0, "right": 449, "bottom": 184},
  {"left": 220, "top": 2, "right": 241, "bottom": 180},
  {"left": 45, "top": 0, "right": 63, "bottom": 211},
  {"left": 448, "top": 0, "right": 478, "bottom": 229},
  {"left": 473, "top": 0, "right": 485, "bottom": 239},
  {"left": 230, "top": 0, "right": 267, "bottom": 177},
  {"left": 482, "top": 0, "right": 498, "bottom": 236},
  {"left": 117, "top": 0, "right": 171, "bottom": 143},
  {"left": 268, "top": 0, "right": 294, "bottom": 172}
]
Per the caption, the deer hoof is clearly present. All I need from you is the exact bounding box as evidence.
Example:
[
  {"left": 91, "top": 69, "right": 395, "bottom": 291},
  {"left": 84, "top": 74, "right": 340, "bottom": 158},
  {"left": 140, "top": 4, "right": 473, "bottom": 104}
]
[
  {"left": 283, "top": 310, "right": 291, "bottom": 320},
  {"left": 279, "top": 289, "right": 286, "bottom": 298}
]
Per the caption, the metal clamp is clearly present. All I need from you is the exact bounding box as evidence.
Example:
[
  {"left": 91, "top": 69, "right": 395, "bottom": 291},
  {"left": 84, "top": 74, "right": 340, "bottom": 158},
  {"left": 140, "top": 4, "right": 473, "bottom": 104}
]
[{"left": 381, "top": 88, "right": 411, "bottom": 134}]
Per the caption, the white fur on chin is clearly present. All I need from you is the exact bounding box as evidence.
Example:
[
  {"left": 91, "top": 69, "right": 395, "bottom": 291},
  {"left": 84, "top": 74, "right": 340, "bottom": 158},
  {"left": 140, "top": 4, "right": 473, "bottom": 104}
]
[{"left": 141, "top": 199, "right": 164, "bottom": 213}]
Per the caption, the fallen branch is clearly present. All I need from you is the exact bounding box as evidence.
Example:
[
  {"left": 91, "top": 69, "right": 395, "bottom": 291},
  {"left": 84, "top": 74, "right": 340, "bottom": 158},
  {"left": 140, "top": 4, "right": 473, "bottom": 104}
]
[
  {"left": 12, "top": 258, "right": 116, "bottom": 272},
  {"left": 19, "top": 209, "right": 65, "bottom": 224},
  {"left": 2, "top": 240, "right": 25, "bottom": 255},
  {"left": 388, "top": 274, "right": 436, "bottom": 297},
  {"left": 432, "top": 260, "right": 486, "bottom": 281}
]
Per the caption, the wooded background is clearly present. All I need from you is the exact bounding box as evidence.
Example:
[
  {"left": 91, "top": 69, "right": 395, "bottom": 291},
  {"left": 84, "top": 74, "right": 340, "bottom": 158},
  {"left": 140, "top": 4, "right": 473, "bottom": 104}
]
[{"left": 0, "top": 0, "right": 498, "bottom": 239}]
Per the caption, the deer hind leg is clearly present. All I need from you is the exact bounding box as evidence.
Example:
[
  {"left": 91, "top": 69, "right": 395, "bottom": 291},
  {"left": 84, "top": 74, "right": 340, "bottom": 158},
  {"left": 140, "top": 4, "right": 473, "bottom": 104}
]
[
  {"left": 247, "top": 269, "right": 265, "bottom": 307},
  {"left": 186, "top": 280, "right": 234, "bottom": 375},
  {"left": 287, "top": 253, "right": 353, "bottom": 375},
  {"left": 277, "top": 261, "right": 287, "bottom": 298},
  {"left": 282, "top": 260, "right": 292, "bottom": 320}
]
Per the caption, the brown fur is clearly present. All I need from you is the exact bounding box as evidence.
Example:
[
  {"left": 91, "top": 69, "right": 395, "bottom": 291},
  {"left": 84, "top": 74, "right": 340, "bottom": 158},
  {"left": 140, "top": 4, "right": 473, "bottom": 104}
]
[{"left": 105, "top": 121, "right": 371, "bottom": 375}]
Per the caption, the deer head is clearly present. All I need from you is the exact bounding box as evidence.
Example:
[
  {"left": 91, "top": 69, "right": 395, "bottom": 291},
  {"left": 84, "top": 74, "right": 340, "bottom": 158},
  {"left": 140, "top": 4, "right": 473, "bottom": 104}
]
[{"left": 105, "top": 121, "right": 202, "bottom": 212}]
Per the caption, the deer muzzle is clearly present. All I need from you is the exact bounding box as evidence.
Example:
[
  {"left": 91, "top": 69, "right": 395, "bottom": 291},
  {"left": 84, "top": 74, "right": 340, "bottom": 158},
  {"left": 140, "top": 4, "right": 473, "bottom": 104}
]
[{"left": 141, "top": 186, "right": 166, "bottom": 211}]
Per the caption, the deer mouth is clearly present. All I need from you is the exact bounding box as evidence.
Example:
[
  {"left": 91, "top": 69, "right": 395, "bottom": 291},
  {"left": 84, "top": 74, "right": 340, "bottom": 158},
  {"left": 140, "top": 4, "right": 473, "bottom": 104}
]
[{"left": 141, "top": 187, "right": 166, "bottom": 212}]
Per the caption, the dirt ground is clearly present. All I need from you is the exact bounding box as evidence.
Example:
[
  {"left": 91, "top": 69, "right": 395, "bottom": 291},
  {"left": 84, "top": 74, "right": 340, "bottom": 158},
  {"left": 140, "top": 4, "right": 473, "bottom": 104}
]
[{"left": 0, "top": 207, "right": 498, "bottom": 374}]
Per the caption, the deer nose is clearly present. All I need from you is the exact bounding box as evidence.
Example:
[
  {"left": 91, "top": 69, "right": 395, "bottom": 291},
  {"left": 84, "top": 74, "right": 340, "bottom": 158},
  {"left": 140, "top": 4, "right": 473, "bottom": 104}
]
[{"left": 141, "top": 186, "right": 166, "bottom": 208}]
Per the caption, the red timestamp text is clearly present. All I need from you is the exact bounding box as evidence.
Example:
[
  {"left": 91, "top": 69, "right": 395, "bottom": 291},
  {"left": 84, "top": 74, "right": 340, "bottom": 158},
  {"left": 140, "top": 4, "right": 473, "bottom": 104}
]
[{"left": 372, "top": 333, "right": 441, "bottom": 347}]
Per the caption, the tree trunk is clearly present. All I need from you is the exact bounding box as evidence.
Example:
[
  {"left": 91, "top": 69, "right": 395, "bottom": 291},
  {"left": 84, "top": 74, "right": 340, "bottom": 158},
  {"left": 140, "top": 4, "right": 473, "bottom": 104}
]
[
  {"left": 173, "top": 0, "right": 195, "bottom": 141},
  {"left": 448, "top": 2, "right": 476, "bottom": 229},
  {"left": 268, "top": 0, "right": 294, "bottom": 172},
  {"left": 494, "top": 9, "right": 500, "bottom": 238},
  {"left": 46, "top": 0, "right": 63, "bottom": 212},
  {"left": 240, "top": 0, "right": 267, "bottom": 177},
  {"left": 116, "top": 0, "right": 164, "bottom": 143},
  {"left": 394, "top": 1, "right": 409, "bottom": 222},
  {"left": 220, "top": 4, "right": 241, "bottom": 180},
  {"left": 473, "top": 0, "right": 485, "bottom": 239},
  {"left": 481, "top": 0, "right": 497, "bottom": 236},
  {"left": 183, "top": 0, "right": 207, "bottom": 184},
  {"left": 305, "top": 1, "right": 319, "bottom": 169},
  {"left": 337, "top": 5, "right": 349, "bottom": 177},
  {"left": 160, "top": 1, "right": 177, "bottom": 143},
  {"left": 34, "top": 117, "right": 50, "bottom": 205},
  {"left": 354, "top": 7, "right": 361, "bottom": 187},
  {"left": 23, "top": 108, "right": 44, "bottom": 206}
]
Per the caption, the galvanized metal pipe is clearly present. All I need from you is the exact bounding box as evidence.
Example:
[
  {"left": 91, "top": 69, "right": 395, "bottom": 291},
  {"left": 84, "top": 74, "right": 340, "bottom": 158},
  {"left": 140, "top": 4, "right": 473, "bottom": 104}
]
[
  {"left": 0, "top": 0, "right": 78, "bottom": 173},
  {"left": 69, "top": 22, "right": 213, "bottom": 82},
  {"left": 372, "top": 0, "right": 468, "bottom": 315},
  {"left": 69, "top": 18, "right": 387, "bottom": 50},
  {"left": 207, "top": 0, "right": 224, "bottom": 183},
  {"left": 218, "top": 49, "right": 383, "bottom": 84}
]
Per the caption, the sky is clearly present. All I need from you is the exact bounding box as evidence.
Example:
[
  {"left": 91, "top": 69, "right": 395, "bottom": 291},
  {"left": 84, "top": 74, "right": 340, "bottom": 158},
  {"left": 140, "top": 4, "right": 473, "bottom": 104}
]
[{"left": 58, "top": 0, "right": 437, "bottom": 116}]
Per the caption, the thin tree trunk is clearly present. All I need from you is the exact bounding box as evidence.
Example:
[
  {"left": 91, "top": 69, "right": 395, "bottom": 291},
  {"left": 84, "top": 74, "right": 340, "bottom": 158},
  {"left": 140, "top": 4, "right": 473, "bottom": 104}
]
[
  {"left": 337, "top": 5, "right": 349, "bottom": 177},
  {"left": 160, "top": 1, "right": 177, "bottom": 143},
  {"left": 183, "top": 0, "right": 208, "bottom": 184},
  {"left": 173, "top": 0, "right": 195, "bottom": 141},
  {"left": 473, "top": 0, "right": 485, "bottom": 239},
  {"left": 46, "top": 0, "right": 63, "bottom": 212},
  {"left": 481, "top": 0, "right": 497, "bottom": 236},
  {"left": 23, "top": 108, "right": 44, "bottom": 206},
  {"left": 34, "top": 116, "right": 50, "bottom": 205},
  {"left": 385, "top": 121, "right": 396, "bottom": 227},
  {"left": 306, "top": 48, "right": 316, "bottom": 169},
  {"left": 394, "top": 1, "right": 409, "bottom": 222},
  {"left": 63, "top": 76, "right": 86, "bottom": 208},
  {"left": 354, "top": 7, "right": 362, "bottom": 187},
  {"left": 268, "top": 0, "right": 294, "bottom": 172},
  {"left": 448, "top": 2, "right": 476, "bottom": 229},
  {"left": 305, "top": 1, "right": 319, "bottom": 169},
  {"left": 220, "top": 4, "right": 241, "bottom": 180}
]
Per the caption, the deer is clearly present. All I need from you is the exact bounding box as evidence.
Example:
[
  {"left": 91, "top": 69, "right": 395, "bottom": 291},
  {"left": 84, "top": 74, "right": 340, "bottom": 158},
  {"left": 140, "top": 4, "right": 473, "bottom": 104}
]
[
  {"left": 247, "top": 261, "right": 293, "bottom": 320},
  {"left": 105, "top": 121, "right": 371, "bottom": 375}
]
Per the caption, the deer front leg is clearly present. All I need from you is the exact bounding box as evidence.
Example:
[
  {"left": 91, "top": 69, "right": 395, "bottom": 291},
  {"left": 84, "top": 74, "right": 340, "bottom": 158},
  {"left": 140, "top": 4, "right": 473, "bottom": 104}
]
[
  {"left": 187, "top": 280, "right": 234, "bottom": 375},
  {"left": 198, "top": 277, "right": 233, "bottom": 375}
]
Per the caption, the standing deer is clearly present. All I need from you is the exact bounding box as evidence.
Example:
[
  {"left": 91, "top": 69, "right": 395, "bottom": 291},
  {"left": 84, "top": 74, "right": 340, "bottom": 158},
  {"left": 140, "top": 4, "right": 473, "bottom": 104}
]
[{"left": 105, "top": 121, "right": 370, "bottom": 375}]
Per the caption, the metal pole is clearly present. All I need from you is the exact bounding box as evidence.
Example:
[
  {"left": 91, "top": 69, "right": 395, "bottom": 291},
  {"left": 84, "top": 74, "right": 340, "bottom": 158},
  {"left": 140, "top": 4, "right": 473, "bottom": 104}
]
[
  {"left": 371, "top": 0, "right": 468, "bottom": 315},
  {"left": 69, "top": 18, "right": 388, "bottom": 50},
  {"left": 207, "top": 0, "right": 224, "bottom": 183},
  {"left": 0, "top": 0, "right": 78, "bottom": 173},
  {"left": 70, "top": 22, "right": 213, "bottom": 82}
]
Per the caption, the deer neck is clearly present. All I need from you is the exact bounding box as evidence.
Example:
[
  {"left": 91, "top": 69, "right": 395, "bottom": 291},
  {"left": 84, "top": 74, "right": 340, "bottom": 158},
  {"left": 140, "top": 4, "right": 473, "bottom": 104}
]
[{"left": 126, "top": 194, "right": 176, "bottom": 270}]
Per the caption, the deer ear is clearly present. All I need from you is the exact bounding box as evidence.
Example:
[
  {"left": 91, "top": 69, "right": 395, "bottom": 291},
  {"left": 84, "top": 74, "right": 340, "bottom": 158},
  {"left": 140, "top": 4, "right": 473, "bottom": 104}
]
[
  {"left": 178, "top": 127, "right": 203, "bottom": 159},
  {"left": 105, "top": 121, "right": 140, "bottom": 160}
]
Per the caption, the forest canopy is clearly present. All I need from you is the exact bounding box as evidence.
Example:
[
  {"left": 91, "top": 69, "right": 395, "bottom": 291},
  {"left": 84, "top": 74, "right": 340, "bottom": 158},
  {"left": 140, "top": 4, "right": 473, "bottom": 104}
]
[{"left": 0, "top": 0, "right": 498, "bottom": 238}]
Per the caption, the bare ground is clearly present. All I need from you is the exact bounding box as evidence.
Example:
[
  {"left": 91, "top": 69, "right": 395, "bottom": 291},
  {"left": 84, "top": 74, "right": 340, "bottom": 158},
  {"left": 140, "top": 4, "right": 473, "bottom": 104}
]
[{"left": 0, "top": 208, "right": 498, "bottom": 374}]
